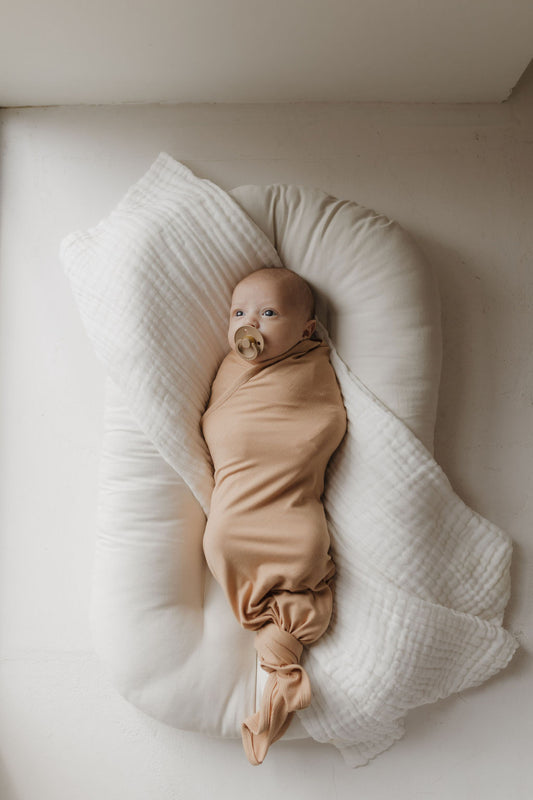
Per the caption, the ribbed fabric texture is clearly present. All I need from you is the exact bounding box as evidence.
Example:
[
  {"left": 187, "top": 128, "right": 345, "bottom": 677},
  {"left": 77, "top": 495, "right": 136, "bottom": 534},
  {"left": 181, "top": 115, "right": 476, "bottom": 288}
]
[
  {"left": 296, "top": 329, "right": 517, "bottom": 765},
  {"left": 61, "top": 154, "right": 517, "bottom": 766},
  {"left": 60, "top": 153, "right": 282, "bottom": 513}
]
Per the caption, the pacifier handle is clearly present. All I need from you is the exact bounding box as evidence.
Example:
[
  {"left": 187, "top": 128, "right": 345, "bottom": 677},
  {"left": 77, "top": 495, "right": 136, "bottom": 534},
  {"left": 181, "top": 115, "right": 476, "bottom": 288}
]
[{"left": 234, "top": 326, "right": 264, "bottom": 361}]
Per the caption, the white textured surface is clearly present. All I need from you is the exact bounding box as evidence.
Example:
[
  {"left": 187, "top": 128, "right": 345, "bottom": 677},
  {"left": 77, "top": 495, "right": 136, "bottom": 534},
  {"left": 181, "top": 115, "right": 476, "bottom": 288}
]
[
  {"left": 60, "top": 154, "right": 281, "bottom": 513},
  {"left": 1, "top": 87, "right": 532, "bottom": 796}
]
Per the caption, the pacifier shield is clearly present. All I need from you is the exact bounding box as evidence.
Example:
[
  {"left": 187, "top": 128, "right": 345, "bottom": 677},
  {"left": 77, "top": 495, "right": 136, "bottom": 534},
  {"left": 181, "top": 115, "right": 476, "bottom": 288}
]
[{"left": 234, "top": 326, "right": 264, "bottom": 360}]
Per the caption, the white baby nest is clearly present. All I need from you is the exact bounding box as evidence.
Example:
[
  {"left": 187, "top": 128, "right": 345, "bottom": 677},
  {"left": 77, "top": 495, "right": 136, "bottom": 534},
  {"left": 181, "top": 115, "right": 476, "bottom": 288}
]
[{"left": 61, "top": 154, "right": 515, "bottom": 766}]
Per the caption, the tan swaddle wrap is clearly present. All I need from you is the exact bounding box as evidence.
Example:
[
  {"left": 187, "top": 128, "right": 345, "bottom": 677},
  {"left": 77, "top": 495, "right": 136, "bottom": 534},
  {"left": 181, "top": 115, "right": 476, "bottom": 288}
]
[{"left": 201, "top": 338, "right": 346, "bottom": 764}]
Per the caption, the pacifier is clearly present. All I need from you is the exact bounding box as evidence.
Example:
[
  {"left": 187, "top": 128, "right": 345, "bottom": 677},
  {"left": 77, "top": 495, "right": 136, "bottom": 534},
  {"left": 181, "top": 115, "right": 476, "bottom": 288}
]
[{"left": 234, "top": 326, "right": 264, "bottom": 361}]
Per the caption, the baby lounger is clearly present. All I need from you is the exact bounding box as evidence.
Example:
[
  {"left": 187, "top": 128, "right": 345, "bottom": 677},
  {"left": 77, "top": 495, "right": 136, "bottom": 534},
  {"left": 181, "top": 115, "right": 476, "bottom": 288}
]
[{"left": 61, "top": 154, "right": 516, "bottom": 766}]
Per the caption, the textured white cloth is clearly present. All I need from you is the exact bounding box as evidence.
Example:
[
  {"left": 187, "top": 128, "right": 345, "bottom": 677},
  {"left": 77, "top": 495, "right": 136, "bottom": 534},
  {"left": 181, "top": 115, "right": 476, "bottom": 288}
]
[
  {"left": 61, "top": 153, "right": 517, "bottom": 766},
  {"left": 62, "top": 153, "right": 281, "bottom": 514},
  {"left": 301, "top": 337, "right": 517, "bottom": 764}
]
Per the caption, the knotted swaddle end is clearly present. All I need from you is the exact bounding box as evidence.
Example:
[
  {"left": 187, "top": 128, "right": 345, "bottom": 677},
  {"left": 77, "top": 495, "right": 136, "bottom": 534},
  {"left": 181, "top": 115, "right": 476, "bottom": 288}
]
[{"left": 241, "top": 624, "right": 312, "bottom": 765}]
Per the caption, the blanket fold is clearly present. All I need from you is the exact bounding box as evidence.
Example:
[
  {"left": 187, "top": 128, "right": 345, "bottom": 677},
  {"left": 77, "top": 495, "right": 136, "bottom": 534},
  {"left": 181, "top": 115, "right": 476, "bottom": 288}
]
[{"left": 60, "top": 153, "right": 518, "bottom": 767}]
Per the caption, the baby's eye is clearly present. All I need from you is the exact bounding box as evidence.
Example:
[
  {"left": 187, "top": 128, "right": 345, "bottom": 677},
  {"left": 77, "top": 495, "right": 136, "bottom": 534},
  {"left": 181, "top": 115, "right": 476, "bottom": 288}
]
[
  {"left": 234, "top": 310, "right": 244, "bottom": 317},
  {"left": 263, "top": 309, "right": 276, "bottom": 317}
]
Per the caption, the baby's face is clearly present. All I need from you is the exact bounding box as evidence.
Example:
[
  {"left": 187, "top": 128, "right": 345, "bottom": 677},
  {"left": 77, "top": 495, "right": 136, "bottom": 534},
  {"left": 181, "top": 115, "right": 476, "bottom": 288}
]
[{"left": 228, "top": 271, "right": 315, "bottom": 362}]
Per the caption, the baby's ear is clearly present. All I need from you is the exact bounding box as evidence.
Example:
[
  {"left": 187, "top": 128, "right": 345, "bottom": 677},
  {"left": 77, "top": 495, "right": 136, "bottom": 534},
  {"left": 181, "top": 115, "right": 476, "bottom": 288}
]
[{"left": 303, "top": 319, "right": 317, "bottom": 338}]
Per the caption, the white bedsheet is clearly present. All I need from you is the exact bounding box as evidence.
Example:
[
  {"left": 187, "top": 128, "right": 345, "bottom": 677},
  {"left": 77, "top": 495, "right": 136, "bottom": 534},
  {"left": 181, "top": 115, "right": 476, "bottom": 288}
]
[{"left": 61, "top": 153, "right": 517, "bottom": 766}]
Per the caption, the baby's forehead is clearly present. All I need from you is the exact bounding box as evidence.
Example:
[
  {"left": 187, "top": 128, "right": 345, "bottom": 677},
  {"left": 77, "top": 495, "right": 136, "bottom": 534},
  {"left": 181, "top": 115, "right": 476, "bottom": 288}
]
[{"left": 232, "top": 272, "right": 291, "bottom": 301}]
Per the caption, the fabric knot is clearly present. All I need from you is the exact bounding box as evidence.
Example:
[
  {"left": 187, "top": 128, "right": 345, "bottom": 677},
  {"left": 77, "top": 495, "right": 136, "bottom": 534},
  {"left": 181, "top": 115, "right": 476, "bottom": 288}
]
[
  {"left": 255, "top": 624, "right": 304, "bottom": 669},
  {"left": 241, "top": 624, "right": 312, "bottom": 765}
]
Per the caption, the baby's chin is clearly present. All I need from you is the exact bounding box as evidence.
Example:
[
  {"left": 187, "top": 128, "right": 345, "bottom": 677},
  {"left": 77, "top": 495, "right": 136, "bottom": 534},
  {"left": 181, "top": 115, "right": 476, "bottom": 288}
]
[
  {"left": 230, "top": 345, "right": 267, "bottom": 363},
  {"left": 229, "top": 342, "right": 272, "bottom": 363},
  {"left": 231, "top": 339, "right": 304, "bottom": 364}
]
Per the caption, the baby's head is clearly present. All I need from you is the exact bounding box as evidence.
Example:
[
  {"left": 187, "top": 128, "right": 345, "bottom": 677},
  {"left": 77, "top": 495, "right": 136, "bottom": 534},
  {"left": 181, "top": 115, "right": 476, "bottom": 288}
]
[{"left": 228, "top": 267, "right": 316, "bottom": 362}]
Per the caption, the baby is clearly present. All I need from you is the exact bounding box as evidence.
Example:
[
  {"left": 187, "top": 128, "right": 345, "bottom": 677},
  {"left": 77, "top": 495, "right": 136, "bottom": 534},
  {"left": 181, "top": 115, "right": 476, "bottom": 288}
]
[{"left": 201, "top": 267, "right": 346, "bottom": 764}]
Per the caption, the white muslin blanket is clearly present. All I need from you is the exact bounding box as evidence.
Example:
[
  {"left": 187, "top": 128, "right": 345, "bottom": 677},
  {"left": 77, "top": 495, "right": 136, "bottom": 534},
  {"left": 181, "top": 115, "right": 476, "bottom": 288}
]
[{"left": 61, "top": 153, "right": 517, "bottom": 767}]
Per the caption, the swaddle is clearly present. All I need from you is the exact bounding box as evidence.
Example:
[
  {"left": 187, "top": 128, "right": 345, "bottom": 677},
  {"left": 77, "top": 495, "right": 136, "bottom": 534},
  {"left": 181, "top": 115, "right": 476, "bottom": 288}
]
[{"left": 202, "top": 338, "right": 346, "bottom": 763}]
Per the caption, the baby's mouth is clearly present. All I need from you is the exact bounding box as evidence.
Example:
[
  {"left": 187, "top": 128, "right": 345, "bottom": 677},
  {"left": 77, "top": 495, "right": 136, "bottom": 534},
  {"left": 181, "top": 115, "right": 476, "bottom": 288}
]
[{"left": 234, "top": 326, "right": 265, "bottom": 361}]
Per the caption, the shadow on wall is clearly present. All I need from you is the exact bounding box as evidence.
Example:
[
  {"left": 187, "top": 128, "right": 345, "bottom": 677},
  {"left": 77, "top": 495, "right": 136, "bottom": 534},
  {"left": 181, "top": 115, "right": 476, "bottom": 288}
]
[
  {"left": 419, "top": 235, "right": 493, "bottom": 497},
  {"left": 421, "top": 55, "right": 533, "bottom": 493},
  {"left": 506, "top": 57, "right": 533, "bottom": 107},
  {"left": 0, "top": 756, "right": 20, "bottom": 800}
]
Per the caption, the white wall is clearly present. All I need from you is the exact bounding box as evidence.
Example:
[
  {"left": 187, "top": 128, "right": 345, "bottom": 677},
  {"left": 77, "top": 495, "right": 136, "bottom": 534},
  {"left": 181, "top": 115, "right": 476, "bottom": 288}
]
[{"left": 1, "top": 72, "right": 532, "bottom": 798}]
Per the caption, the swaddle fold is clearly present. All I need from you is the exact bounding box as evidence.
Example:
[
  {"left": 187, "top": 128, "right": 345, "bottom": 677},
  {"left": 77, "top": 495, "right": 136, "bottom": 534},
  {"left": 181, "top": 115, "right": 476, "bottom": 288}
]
[{"left": 202, "top": 338, "right": 347, "bottom": 763}]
